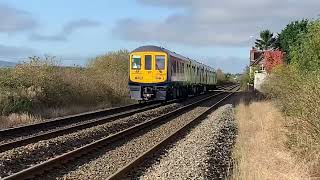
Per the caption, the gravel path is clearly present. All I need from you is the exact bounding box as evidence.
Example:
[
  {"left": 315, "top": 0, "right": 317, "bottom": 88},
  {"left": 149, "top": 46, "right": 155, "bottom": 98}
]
[
  {"left": 37, "top": 94, "right": 224, "bottom": 180},
  {"left": 138, "top": 104, "right": 236, "bottom": 180}
]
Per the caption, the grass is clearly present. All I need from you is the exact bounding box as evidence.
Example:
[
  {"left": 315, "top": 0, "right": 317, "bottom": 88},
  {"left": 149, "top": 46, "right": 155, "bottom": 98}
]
[
  {"left": 0, "top": 50, "right": 133, "bottom": 129},
  {"left": 0, "top": 113, "right": 42, "bottom": 129},
  {"left": 232, "top": 101, "right": 311, "bottom": 180}
]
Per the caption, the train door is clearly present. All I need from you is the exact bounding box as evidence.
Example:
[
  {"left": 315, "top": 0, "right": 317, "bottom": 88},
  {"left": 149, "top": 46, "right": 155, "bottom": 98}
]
[{"left": 144, "top": 54, "right": 153, "bottom": 82}]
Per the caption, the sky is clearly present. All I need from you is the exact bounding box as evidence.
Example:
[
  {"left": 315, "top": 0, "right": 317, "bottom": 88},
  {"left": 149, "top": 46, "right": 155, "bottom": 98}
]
[{"left": 0, "top": 0, "right": 320, "bottom": 73}]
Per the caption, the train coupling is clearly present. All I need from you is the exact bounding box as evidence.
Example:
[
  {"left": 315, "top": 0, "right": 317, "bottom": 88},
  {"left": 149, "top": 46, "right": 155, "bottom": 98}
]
[{"left": 142, "top": 87, "right": 155, "bottom": 100}]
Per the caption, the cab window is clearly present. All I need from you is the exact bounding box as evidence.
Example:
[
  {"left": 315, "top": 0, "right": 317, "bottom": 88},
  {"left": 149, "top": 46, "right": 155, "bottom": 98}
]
[
  {"left": 131, "top": 55, "right": 141, "bottom": 69},
  {"left": 156, "top": 55, "right": 165, "bottom": 70},
  {"left": 145, "top": 55, "right": 152, "bottom": 70}
]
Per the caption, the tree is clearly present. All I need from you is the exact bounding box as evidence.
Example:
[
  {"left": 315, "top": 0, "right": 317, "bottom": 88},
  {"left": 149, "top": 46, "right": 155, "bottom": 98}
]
[
  {"left": 255, "top": 30, "right": 276, "bottom": 50},
  {"left": 264, "top": 50, "right": 284, "bottom": 73},
  {"left": 216, "top": 68, "right": 226, "bottom": 84},
  {"left": 278, "top": 19, "right": 309, "bottom": 64},
  {"left": 290, "top": 20, "right": 320, "bottom": 72}
]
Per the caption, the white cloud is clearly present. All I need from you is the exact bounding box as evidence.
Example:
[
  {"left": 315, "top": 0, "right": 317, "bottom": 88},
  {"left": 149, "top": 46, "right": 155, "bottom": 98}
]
[
  {"left": 30, "top": 19, "right": 101, "bottom": 41},
  {"left": 113, "top": 0, "right": 320, "bottom": 47},
  {"left": 0, "top": 44, "right": 36, "bottom": 63},
  {"left": 0, "top": 3, "right": 37, "bottom": 33}
]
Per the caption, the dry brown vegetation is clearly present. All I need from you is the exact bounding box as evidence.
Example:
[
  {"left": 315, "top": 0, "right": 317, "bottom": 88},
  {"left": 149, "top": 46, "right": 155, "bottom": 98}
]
[
  {"left": 262, "top": 66, "right": 320, "bottom": 176},
  {"left": 0, "top": 50, "right": 132, "bottom": 129},
  {"left": 232, "top": 101, "right": 312, "bottom": 180},
  {"left": 235, "top": 20, "right": 320, "bottom": 178}
]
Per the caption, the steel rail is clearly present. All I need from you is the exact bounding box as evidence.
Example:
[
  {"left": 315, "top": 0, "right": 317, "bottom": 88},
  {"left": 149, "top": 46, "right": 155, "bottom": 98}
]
[
  {"left": 0, "top": 101, "right": 159, "bottom": 138},
  {"left": 0, "top": 84, "right": 231, "bottom": 139},
  {"left": 1, "top": 88, "right": 234, "bottom": 180},
  {"left": 0, "top": 96, "right": 191, "bottom": 153},
  {"left": 107, "top": 86, "right": 239, "bottom": 180}
]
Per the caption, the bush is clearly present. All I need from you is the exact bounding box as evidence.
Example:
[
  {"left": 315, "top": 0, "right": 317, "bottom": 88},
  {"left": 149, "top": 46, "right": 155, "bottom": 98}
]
[
  {"left": 87, "top": 49, "right": 129, "bottom": 98},
  {"left": 0, "top": 58, "right": 71, "bottom": 115},
  {"left": 238, "top": 66, "right": 252, "bottom": 90},
  {"left": 262, "top": 66, "right": 320, "bottom": 171},
  {"left": 0, "top": 50, "right": 131, "bottom": 117}
]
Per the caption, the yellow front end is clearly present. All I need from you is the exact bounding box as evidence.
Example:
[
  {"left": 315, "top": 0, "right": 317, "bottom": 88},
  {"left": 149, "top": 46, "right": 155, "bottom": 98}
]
[{"left": 129, "top": 52, "right": 167, "bottom": 84}]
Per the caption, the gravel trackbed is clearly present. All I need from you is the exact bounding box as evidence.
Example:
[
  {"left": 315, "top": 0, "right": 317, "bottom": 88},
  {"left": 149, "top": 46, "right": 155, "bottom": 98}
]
[{"left": 139, "top": 104, "right": 236, "bottom": 180}]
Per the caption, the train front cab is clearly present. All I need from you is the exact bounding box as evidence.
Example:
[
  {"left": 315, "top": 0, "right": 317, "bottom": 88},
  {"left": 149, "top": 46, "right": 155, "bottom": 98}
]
[{"left": 129, "top": 51, "right": 168, "bottom": 101}]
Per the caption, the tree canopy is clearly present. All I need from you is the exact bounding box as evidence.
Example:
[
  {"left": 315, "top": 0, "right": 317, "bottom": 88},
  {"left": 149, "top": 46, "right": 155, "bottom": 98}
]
[
  {"left": 255, "top": 30, "right": 276, "bottom": 50},
  {"left": 278, "top": 19, "right": 309, "bottom": 64},
  {"left": 290, "top": 20, "right": 320, "bottom": 72}
]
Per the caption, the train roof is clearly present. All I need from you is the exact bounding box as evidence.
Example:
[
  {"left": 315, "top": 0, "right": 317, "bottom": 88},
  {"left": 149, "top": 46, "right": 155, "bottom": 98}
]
[{"left": 131, "top": 45, "right": 215, "bottom": 71}]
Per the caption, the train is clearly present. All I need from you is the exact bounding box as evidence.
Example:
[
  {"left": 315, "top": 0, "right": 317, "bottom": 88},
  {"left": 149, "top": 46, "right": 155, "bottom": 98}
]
[{"left": 128, "top": 45, "right": 217, "bottom": 101}]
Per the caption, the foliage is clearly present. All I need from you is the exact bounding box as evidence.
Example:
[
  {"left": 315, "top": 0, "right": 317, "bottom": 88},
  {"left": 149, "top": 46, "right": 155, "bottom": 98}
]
[
  {"left": 262, "top": 66, "right": 320, "bottom": 172},
  {"left": 0, "top": 50, "right": 131, "bottom": 116},
  {"left": 263, "top": 50, "right": 284, "bottom": 73},
  {"left": 272, "top": 33, "right": 281, "bottom": 50},
  {"left": 255, "top": 30, "right": 276, "bottom": 50},
  {"left": 216, "top": 68, "right": 226, "bottom": 84},
  {"left": 290, "top": 20, "right": 320, "bottom": 72},
  {"left": 239, "top": 66, "right": 252, "bottom": 90},
  {"left": 253, "top": 18, "right": 320, "bottom": 175},
  {"left": 88, "top": 49, "right": 129, "bottom": 97},
  {"left": 0, "top": 58, "right": 71, "bottom": 115},
  {"left": 277, "top": 19, "right": 309, "bottom": 64}
]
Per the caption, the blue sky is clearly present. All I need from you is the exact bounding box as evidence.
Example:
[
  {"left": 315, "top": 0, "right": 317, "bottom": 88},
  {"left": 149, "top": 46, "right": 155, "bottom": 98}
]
[{"left": 1, "top": 0, "right": 320, "bottom": 73}]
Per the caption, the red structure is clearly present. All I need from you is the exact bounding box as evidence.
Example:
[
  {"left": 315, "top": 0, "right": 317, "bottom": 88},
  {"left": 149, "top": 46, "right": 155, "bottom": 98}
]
[
  {"left": 250, "top": 47, "right": 284, "bottom": 74},
  {"left": 263, "top": 50, "right": 284, "bottom": 73}
]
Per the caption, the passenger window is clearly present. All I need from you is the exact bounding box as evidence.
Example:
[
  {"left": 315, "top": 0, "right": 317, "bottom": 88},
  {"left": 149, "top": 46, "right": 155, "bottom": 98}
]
[
  {"left": 145, "top": 55, "right": 152, "bottom": 70},
  {"left": 176, "top": 61, "right": 179, "bottom": 73},
  {"left": 156, "top": 55, "right": 165, "bottom": 70},
  {"left": 172, "top": 59, "right": 176, "bottom": 73},
  {"left": 132, "top": 55, "right": 141, "bottom": 70},
  {"left": 182, "top": 63, "right": 184, "bottom": 73}
]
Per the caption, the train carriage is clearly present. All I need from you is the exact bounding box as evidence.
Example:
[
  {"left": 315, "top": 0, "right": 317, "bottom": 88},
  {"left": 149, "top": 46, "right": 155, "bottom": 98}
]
[{"left": 129, "top": 45, "right": 217, "bottom": 101}]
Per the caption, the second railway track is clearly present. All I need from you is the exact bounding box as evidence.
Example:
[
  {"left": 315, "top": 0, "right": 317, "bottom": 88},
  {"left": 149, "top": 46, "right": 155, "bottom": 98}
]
[{"left": 1, "top": 84, "right": 239, "bottom": 180}]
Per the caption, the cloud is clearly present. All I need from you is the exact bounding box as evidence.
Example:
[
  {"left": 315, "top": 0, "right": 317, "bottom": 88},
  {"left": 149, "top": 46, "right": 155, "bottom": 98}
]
[
  {"left": 113, "top": 0, "right": 320, "bottom": 47},
  {"left": 201, "top": 56, "right": 248, "bottom": 73},
  {"left": 0, "top": 44, "right": 36, "bottom": 63},
  {"left": 0, "top": 3, "right": 37, "bottom": 33},
  {"left": 30, "top": 34, "right": 67, "bottom": 41},
  {"left": 30, "top": 19, "right": 100, "bottom": 41}
]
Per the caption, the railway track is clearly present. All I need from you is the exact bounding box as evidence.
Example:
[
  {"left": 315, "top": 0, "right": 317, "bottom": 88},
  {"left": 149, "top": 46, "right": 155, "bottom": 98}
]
[
  {"left": 0, "top": 98, "right": 186, "bottom": 152},
  {"left": 0, "top": 84, "right": 238, "bottom": 180},
  {"left": 108, "top": 85, "right": 239, "bottom": 179},
  {"left": 0, "top": 90, "right": 227, "bottom": 178},
  {"left": 0, "top": 85, "right": 232, "bottom": 153}
]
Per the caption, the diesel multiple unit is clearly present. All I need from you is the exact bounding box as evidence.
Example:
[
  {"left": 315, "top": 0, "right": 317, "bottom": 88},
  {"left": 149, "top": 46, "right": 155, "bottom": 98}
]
[{"left": 129, "top": 45, "right": 217, "bottom": 101}]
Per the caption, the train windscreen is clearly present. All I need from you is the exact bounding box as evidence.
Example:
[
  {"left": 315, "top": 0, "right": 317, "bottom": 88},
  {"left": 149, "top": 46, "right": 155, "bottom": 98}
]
[
  {"left": 155, "top": 55, "right": 165, "bottom": 70},
  {"left": 131, "top": 55, "right": 141, "bottom": 69}
]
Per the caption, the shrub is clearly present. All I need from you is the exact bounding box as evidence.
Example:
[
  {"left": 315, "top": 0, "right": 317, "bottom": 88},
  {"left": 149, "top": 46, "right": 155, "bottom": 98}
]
[
  {"left": 0, "top": 50, "right": 131, "bottom": 118},
  {"left": 261, "top": 66, "right": 320, "bottom": 172},
  {"left": 87, "top": 49, "right": 129, "bottom": 98},
  {"left": 0, "top": 58, "right": 71, "bottom": 115},
  {"left": 238, "top": 66, "right": 253, "bottom": 90}
]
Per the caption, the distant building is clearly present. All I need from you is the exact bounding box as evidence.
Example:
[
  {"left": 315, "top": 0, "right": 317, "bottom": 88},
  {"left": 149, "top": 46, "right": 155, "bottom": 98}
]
[
  {"left": 249, "top": 47, "right": 284, "bottom": 91},
  {"left": 249, "top": 47, "right": 265, "bottom": 76}
]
